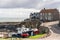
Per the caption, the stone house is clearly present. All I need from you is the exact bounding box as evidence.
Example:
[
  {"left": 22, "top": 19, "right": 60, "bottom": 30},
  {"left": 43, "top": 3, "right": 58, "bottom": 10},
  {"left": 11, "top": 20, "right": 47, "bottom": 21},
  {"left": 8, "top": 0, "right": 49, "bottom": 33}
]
[{"left": 40, "top": 8, "right": 59, "bottom": 21}]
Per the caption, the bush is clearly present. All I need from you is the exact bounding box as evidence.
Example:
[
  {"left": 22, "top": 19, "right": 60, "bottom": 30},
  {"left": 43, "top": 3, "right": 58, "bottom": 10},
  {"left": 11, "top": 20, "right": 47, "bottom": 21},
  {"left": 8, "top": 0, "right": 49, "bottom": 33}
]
[
  {"left": 41, "top": 30, "right": 46, "bottom": 34},
  {"left": 39, "top": 27, "right": 49, "bottom": 34}
]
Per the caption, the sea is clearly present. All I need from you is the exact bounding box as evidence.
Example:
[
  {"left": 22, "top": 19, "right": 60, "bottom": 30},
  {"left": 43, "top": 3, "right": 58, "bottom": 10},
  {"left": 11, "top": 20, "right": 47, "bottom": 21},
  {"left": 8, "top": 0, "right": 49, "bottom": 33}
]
[{"left": 0, "top": 18, "right": 25, "bottom": 22}]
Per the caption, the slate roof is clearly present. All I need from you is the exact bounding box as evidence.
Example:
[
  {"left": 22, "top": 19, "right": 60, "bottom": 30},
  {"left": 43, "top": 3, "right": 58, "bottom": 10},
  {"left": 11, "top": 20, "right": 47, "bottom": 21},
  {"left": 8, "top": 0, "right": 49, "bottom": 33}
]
[{"left": 40, "top": 8, "right": 59, "bottom": 13}]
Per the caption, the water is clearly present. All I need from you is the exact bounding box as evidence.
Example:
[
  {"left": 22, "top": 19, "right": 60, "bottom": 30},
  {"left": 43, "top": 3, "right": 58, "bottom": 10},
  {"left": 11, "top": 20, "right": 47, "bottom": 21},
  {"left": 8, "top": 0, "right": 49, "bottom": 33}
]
[{"left": 0, "top": 18, "right": 25, "bottom": 22}]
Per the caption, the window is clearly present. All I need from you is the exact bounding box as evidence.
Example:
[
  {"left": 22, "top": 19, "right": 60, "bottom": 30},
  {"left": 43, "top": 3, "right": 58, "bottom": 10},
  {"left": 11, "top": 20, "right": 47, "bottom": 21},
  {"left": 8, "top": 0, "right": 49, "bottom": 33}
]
[
  {"left": 44, "top": 13, "right": 48, "bottom": 20},
  {"left": 40, "top": 17, "right": 42, "bottom": 20},
  {"left": 48, "top": 13, "right": 52, "bottom": 20},
  {"left": 40, "top": 13, "right": 42, "bottom": 20},
  {"left": 40, "top": 13, "right": 42, "bottom": 15},
  {"left": 48, "top": 13, "right": 51, "bottom": 16}
]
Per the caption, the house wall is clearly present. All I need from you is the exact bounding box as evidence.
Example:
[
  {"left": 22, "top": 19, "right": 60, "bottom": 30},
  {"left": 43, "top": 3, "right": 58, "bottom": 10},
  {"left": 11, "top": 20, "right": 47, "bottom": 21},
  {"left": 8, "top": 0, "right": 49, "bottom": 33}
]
[
  {"left": 54, "top": 12, "right": 59, "bottom": 20},
  {"left": 40, "top": 13, "right": 53, "bottom": 21},
  {"left": 40, "top": 9, "right": 59, "bottom": 21},
  {"left": 40, "top": 12, "right": 59, "bottom": 21}
]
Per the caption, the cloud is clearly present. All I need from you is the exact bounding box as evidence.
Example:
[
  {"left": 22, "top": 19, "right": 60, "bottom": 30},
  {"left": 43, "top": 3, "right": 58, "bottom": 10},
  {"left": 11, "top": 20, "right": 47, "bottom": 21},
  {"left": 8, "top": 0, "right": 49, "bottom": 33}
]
[
  {"left": 0, "top": 0, "right": 39, "bottom": 8},
  {"left": 0, "top": 8, "right": 39, "bottom": 18},
  {"left": 0, "top": 8, "right": 39, "bottom": 22},
  {"left": 0, "top": 0, "right": 59, "bottom": 9},
  {"left": 43, "top": 2, "right": 60, "bottom": 8}
]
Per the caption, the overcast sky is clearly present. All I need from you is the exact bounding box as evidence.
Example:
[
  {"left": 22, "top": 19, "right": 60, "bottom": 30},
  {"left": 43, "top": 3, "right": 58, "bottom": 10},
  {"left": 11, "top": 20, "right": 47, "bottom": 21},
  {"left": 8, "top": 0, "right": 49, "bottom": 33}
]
[
  {"left": 0, "top": 0, "right": 60, "bottom": 22},
  {"left": 0, "top": 0, "right": 60, "bottom": 9}
]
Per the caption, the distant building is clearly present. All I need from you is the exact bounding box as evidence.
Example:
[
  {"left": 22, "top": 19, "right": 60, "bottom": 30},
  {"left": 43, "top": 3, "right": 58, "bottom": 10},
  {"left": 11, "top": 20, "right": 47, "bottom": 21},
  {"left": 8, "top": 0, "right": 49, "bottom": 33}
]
[
  {"left": 40, "top": 8, "right": 59, "bottom": 21},
  {"left": 30, "top": 12, "right": 40, "bottom": 20}
]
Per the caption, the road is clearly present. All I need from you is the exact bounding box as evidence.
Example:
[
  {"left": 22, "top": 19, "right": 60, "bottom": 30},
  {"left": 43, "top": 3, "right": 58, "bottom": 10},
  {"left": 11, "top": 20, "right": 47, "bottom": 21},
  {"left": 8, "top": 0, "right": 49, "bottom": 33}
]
[{"left": 39, "top": 21, "right": 60, "bottom": 40}]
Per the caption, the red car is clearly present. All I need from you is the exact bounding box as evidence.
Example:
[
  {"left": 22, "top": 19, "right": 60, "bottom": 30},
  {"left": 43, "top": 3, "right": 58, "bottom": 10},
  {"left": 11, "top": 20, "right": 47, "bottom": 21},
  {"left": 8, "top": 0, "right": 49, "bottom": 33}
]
[
  {"left": 34, "top": 30, "right": 39, "bottom": 35},
  {"left": 21, "top": 33, "right": 29, "bottom": 38}
]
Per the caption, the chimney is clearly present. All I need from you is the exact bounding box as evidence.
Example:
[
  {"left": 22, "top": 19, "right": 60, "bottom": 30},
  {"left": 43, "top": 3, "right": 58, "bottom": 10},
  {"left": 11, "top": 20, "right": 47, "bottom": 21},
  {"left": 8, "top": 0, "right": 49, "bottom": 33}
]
[{"left": 44, "top": 8, "right": 45, "bottom": 10}]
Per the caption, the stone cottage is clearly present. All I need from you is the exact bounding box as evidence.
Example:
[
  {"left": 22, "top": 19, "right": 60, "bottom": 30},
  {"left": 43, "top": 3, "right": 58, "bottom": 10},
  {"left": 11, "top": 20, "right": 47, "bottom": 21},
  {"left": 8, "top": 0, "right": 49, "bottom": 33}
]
[{"left": 40, "top": 8, "right": 59, "bottom": 21}]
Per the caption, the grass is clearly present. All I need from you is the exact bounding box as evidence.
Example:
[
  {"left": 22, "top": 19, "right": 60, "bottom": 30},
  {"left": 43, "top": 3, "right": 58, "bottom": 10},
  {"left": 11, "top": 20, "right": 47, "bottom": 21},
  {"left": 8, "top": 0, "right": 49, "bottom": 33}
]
[
  {"left": 0, "top": 34, "right": 45, "bottom": 40},
  {"left": 29, "top": 34, "right": 45, "bottom": 39},
  {"left": 0, "top": 38, "right": 22, "bottom": 40}
]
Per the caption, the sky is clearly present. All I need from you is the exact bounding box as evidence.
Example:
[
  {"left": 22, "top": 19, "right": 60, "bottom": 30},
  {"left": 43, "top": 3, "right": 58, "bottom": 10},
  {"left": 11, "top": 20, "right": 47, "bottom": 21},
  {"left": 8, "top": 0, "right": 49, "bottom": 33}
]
[
  {"left": 0, "top": 0, "right": 60, "bottom": 9},
  {"left": 0, "top": 0, "right": 60, "bottom": 22}
]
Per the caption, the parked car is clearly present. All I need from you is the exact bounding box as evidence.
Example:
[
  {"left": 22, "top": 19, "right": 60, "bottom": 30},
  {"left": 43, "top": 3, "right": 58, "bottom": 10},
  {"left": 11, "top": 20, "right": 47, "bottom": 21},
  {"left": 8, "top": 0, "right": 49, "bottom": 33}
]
[{"left": 21, "top": 33, "right": 29, "bottom": 38}]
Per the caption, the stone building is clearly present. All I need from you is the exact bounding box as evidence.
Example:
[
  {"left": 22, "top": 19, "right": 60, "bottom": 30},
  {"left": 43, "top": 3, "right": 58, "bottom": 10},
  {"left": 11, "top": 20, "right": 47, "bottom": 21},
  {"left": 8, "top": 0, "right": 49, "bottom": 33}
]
[{"left": 40, "top": 8, "right": 59, "bottom": 21}]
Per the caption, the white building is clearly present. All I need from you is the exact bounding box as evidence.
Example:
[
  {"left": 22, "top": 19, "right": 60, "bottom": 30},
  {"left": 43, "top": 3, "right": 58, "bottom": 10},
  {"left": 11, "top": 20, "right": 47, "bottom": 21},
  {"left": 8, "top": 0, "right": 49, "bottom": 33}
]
[
  {"left": 30, "top": 12, "right": 40, "bottom": 20},
  {"left": 17, "top": 25, "right": 30, "bottom": 34}
]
